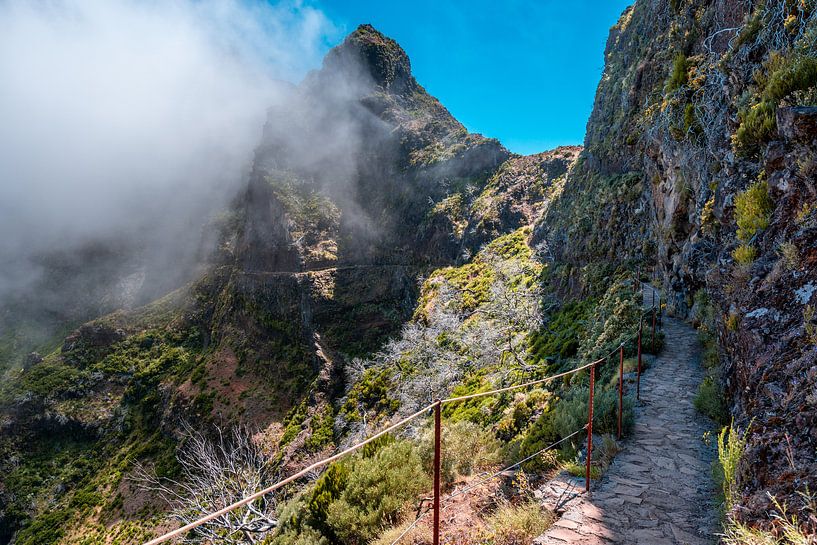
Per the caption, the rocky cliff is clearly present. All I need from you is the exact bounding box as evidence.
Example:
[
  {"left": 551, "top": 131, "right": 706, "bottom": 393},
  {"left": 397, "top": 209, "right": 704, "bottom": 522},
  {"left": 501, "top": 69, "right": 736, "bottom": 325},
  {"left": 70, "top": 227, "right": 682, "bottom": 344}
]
[{"left": 535, "top": 0, "right": 817, "bottom": 531}]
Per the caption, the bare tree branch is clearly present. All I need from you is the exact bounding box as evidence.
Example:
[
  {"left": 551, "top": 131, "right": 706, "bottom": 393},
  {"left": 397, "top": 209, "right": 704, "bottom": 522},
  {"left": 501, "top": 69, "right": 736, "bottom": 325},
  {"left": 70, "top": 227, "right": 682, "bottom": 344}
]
[{"left": 132, "top": 422, "right": 278, "bottom": 545}]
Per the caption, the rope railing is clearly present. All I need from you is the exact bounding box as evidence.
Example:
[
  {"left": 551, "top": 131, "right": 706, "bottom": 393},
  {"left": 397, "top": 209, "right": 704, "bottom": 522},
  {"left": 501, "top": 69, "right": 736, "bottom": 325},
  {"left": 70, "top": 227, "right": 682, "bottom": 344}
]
[
  {"left": 443, "top": 427, "right": 587, "bottom": 502},
  {"left": 142, "top": 403, "right": 437, "bottom": 545},
  {"left": 142, "top": 268, "right": 665, "bottom": 545},
  {"left": 386, "top": 427, "right": 588, "bottom": 545},
  {"left": 441, "top": 360, "right": 599, "bottom": 404}
]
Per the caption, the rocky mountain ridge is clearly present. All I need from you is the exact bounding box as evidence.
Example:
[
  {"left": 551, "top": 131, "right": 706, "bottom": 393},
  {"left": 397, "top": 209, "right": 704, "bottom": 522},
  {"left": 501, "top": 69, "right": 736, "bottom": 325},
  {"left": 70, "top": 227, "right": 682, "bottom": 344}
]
[
  {"left": 0, "top": 24, "right": 582, "bottom": 544},
  {"left": 534, "top": 0, "right": 817, "bottom": 530}
]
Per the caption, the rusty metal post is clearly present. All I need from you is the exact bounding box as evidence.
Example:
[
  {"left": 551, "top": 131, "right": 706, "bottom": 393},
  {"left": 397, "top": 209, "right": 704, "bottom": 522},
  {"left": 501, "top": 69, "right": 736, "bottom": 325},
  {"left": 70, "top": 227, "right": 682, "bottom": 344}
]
[
  {"left": 637, "top": 317, "right": 643, "bottom": 400},
  {"left": 433, "top": 400, "right": 441, "bottom": 545},
  {"left": 652, "top": 307, "right": 657, "bottom": 354},
  {"left": 659, "top": 298, "right": 663, "bottom": 330},
  {"left": 585, "top": 362, "right": 596, "bottom": 493},
  {"left": 618, "top": 345, "right": 624, "bottom": 439}
]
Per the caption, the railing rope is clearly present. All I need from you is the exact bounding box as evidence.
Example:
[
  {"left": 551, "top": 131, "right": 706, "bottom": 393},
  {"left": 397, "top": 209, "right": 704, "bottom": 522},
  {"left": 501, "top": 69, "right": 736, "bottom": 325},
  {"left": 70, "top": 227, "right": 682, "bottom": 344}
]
[
  {"left": 386, "top": 427, "right": 587, "bottom": 545},
  {"left": 441, "top": 360, "right": 597, "bottom": 404},
  {"left": 141, "top": 403, "right": 437, "bottom": 545},
  {"left": 142, "top": 270, "right": 664, "bottom": 545}
]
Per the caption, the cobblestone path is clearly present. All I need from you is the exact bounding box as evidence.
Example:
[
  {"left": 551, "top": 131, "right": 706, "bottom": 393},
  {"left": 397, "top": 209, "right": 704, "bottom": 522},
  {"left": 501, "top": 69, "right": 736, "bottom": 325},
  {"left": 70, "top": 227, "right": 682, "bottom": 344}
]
[{"left": 535, "top": 297, "right": 719, "bottom": 544}]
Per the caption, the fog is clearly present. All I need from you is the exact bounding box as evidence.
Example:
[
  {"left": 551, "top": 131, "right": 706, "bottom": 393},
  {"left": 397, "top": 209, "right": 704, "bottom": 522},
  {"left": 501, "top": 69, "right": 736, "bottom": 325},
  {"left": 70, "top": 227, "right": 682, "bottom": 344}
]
[{"left": 0, "top": 0, "right": 337, "bottom": 311}]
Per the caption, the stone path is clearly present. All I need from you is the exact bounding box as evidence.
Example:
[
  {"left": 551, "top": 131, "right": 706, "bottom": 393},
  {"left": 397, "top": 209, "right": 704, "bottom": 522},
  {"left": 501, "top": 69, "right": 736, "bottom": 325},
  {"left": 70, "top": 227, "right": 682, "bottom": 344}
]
[{"left": 535, "top": 288, "right": 718, "bottom": 545}]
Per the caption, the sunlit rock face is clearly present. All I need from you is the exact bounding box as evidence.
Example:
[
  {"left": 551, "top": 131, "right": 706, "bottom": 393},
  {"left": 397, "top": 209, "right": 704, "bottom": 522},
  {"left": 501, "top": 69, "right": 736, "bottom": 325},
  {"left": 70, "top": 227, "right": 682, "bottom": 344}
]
[{"left": 532, "top": 0, "right": 817, "bottom": 527}]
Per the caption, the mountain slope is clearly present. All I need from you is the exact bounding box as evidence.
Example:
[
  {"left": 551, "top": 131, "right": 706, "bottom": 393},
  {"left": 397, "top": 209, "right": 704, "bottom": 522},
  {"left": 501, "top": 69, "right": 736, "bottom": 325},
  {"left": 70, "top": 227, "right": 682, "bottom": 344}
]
[{"left": 0, "top": 25, "right": 581, "bottom": 544}]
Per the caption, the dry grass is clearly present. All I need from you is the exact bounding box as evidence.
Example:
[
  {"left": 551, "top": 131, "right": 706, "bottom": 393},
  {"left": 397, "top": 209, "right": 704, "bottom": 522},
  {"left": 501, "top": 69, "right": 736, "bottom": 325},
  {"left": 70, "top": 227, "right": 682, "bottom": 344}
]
[
  {"left": 372, "top": 520, "right": 432, "bottom": 545},
  {"left": 481, "top": 500, "right": 556, "bottom": 545}
]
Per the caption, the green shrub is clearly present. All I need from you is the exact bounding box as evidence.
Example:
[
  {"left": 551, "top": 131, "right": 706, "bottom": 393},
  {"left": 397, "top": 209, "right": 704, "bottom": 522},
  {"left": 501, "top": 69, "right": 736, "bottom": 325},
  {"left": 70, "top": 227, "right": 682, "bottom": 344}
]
[
  {"left": 306, "top": 463, "right": 350, "bottom": 535},
  {"left": 683, "top": 103, "right": 699, "bottom": 134},
  {"left": 733, "top": 243, "right": 757, "bottom": 266},
  {"left": 563, "top": 460, "right": 601, "bottom": 480},
  {"left": 700, "top": 332, "right": 719, "bottom": 368},
  {"left": 304, "top": 406, "right": 335, "bottom": 452},
  {"left": 419, "top": 420, "right": 500, "bottom": 486},
  {"left": 763, "top": 54, "right": 817, "bottom": 104},
  {"left": 722, "top": 494, "right": 815, "bottom": 545},
  {"left": 734, "top": 54, "right": 817, "bottom": 153},
  {"left": 485, "top": 227, "right": 534, "bottom": 261},
  {"left": 734, "top": 182, "right": 773, "bottom": 242},
  {"left": 441, "top": 372, "right": 497, "bottom": 425},
  {"left": 734, "top": 100, "right": 776, "bottom": 153},
  {"left": 552, "top": 388, "right": 633, "bottom": 443},
  {"left": 13, "top": 510, "right": 71, "bottom": 545},
  {"left": 325, "top": 440, "right": 429, "bottom": 545},
  {"left": 528, "top": 299, "right": 594, "bottom": 364},
  {"left": 694, "top": 376, "right": 729, "bottom": 425},
  {"left": 17, "top": 359, "right": 89, "bottom": 398},
  {"left": 494, "top": 389, "right": 551, "bottom": 441},
  {"left": 481, "top": 500, "right": 556, "bottom": 545},
  {"left": 778, "top": 242, "right": 800, "bottom": 270},
  {"left": 667, "top": 53, "right": 690, "bottom": 92},
  {"left": 339, "top": 368, "right": 399, "bottom": 423},
  {"left": 642, "top": 327, "right": 665, "bottom": 355},
  {"left": 734, "top": 12, "right": 761, "bottom": 48},
  {"left": 731, "top": 182, "right": 771, "bottom": 268},
  {"left": 716, "top": 421, "right": 749, "bottom": 511},
  {"left": 268, "top": 524, "right": 330, "bottom": 545},
  {"left": 701, "top": 196, "right": 717, "bottom": 234},
  {"left": 518, "top": 406, "right": 559, "bottom": 470},
  {"left": 496, "top": 397, "right": 533, "bottom": 442},
  {"left": 578, "top": 279, "right": 641, "bottom": 363}
]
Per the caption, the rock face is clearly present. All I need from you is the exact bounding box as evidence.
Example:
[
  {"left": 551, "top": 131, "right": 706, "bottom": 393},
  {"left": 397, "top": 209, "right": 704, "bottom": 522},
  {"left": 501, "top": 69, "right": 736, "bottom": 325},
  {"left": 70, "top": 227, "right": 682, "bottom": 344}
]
[{"left": 535, "top": 0, "right": 817, "bottom": 529}]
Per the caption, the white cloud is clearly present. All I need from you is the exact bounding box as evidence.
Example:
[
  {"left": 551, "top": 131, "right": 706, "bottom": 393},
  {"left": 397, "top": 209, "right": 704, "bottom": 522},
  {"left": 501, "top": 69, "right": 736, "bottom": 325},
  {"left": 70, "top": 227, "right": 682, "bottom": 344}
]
[{"left": 0, "top": 0, "right": 337, "bottom": 298}]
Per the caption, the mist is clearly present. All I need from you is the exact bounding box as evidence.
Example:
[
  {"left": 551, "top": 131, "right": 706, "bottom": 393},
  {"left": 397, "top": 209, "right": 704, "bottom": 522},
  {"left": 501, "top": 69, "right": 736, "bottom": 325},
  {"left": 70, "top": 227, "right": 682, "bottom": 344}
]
[{"left": 0, "top": 0, "right": 337, "bottom": 313}]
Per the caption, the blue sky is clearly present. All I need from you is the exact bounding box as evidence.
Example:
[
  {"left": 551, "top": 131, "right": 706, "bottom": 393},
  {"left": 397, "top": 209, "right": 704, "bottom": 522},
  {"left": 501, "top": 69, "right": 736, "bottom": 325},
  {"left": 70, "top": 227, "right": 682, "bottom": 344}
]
[{"left": 312, "top": 0, "right": 633, "bottom": 155}]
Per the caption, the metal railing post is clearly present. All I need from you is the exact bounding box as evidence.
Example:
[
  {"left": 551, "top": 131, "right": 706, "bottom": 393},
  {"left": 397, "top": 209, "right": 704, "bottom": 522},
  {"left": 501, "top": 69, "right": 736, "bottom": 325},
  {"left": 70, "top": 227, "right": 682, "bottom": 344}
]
[
  {"left": 652, "top": 307, "right": 657, "bottom": 354},
  {"left": 659, "top": 299, "right": 663, "bottom": 330},
  {"left": 637, "top": 317, "right": 643, "bottom": 400},
  {"left": 433, "top": 400, "right": 441, "bottom": 545},
  {"left": 618, "top": 345, "right": 624, "bottom": 439},
  {"left": 585, "top": 361, "right": 596, "bottom": 493}
]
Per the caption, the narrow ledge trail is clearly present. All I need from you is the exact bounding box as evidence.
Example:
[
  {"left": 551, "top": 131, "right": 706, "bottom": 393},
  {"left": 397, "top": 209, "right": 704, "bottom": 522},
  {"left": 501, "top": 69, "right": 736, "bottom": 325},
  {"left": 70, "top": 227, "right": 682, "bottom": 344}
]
[{"left": 534, "top": 287, "right": 719, "bottom": 545}]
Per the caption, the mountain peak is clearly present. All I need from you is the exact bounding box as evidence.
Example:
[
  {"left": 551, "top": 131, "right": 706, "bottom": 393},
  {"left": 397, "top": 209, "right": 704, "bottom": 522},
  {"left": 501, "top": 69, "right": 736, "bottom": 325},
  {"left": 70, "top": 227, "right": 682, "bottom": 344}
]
[{"left": 321, "top": 23, "right": 416, "bottom": 94}]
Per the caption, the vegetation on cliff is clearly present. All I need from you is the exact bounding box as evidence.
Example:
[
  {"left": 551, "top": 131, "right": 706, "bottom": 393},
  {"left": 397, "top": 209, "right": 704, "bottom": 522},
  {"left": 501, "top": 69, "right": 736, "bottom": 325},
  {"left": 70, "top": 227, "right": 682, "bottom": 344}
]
[{"left": 539, "top": 0, "right": 817, "bottom": 537}]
